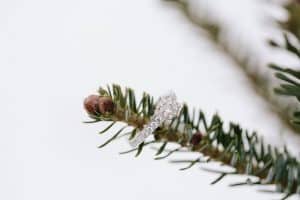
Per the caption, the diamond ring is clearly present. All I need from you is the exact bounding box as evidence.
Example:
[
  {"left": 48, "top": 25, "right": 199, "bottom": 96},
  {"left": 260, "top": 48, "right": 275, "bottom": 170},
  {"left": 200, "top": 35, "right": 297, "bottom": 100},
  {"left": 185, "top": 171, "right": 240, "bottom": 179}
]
[{"left": 129, "top": 92, "right": 182, "bottom": 147}]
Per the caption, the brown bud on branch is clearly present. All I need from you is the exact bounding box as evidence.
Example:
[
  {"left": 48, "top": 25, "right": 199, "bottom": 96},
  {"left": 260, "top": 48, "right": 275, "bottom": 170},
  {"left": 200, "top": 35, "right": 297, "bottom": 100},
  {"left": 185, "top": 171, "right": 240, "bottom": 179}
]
[
  {"left": 190, "top": 132, "right": 203, "bottom": 146},
  {"left": 84, "top": 95, "right": 100, "bottom": 115}
]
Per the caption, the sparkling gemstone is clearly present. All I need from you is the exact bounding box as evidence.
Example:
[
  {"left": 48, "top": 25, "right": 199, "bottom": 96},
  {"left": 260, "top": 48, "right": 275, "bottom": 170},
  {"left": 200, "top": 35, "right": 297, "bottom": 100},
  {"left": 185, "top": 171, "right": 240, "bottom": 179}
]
[{"left": 130, "top": 91, "right": 182, "bottom": 147}]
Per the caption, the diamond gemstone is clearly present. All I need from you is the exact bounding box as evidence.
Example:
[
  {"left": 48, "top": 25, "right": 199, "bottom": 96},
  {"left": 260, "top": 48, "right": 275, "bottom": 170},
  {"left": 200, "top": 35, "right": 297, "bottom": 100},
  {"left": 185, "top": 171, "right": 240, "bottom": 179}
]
[{"left": 129, "top": 91, "right": 182, "bottom": 147}]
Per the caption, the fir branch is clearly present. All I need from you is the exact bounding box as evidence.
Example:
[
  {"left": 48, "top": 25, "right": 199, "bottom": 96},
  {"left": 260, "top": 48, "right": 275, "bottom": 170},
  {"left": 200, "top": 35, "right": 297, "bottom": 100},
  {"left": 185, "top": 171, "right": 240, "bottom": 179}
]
[
  {"left": 84, "top": 84, "right": 300, "bottom": 199},
  {"left": 164, "top": 0, "right": 300, "bottom": 133},
  {"left": 281, "top": 0, "right": 300, "bottom": 40},
  {"left": 270, "top": 34, "right": 300, "bottom": 125}
]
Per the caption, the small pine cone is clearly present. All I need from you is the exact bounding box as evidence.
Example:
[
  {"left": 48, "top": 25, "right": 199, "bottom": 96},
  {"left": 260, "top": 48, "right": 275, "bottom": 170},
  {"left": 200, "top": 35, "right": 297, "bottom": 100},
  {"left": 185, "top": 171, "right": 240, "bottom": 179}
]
[
  {"left": 190, "top": 132, "right": 202, "bottom": 146},
  {"left": 84, "top": 95, "right": 100, "bottom": 115},
  {"left": 98, "top": 96, "right": 115, "bottom": 114}
]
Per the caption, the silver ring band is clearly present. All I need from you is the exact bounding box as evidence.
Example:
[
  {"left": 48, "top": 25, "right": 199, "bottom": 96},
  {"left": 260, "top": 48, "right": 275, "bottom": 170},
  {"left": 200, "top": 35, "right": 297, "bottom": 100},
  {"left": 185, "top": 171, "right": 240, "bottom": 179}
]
[{"left": 130, "top": 92, "right": 182, "bottom": 147}]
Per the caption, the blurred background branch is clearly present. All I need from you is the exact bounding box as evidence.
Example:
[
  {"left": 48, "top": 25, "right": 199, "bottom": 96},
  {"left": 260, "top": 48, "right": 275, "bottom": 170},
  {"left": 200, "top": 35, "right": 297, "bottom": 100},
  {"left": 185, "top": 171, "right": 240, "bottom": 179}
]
[
  {"left": 165, "top": 0, "right": 300, "bottom": 134},
  {"left": 282, "top": 0, "right": 300, "bottom": 40}
]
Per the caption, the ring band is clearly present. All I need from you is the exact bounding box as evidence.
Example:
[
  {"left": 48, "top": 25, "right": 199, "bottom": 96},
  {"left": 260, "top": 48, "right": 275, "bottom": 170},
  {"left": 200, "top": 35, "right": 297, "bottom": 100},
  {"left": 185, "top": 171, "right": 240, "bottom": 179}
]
[{"left": 129, "top": 92, "right": 182, "bottom": 147}]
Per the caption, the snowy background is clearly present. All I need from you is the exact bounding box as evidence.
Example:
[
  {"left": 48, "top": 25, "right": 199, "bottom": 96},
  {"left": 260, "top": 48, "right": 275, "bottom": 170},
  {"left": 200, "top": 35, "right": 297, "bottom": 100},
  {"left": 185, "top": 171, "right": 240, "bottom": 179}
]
[{"left": 1, "top": 0, "right": 300, "bottom": 199}]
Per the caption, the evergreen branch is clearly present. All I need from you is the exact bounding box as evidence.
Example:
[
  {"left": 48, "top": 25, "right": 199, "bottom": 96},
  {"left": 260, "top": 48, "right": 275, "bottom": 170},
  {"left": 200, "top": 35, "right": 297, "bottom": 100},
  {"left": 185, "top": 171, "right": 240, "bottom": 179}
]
[
  {"left": 281, "top": 0, "right": 300, "bottom": 40},
  {"left": 164, "top": 0, "right": 300, "bottom": 133},
  {"left": 84, "top": 84, "right": 300, "bottom": 198},
  {"left": 270, "top": 34, "right": 300, "bottom": 126}
]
